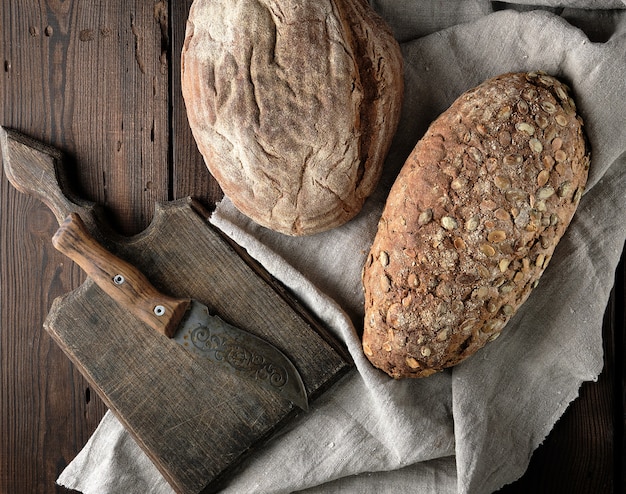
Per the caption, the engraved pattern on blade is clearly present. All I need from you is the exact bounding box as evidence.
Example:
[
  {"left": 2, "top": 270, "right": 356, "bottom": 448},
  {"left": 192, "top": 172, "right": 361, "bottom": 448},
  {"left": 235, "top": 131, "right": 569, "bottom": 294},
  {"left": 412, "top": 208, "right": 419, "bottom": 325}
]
[
  {"left": 173, "top": 301, "right": 308, "bottom": 410},
  {"left": 188, "top": 323, "right": 289, "bottom": 390}
]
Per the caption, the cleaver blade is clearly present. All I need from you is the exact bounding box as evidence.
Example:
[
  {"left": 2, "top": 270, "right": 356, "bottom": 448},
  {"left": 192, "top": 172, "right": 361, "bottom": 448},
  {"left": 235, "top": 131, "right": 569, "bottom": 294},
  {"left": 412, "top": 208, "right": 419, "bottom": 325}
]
[{"left": 52, "top": 212, "right": 309, "bottom": 411}]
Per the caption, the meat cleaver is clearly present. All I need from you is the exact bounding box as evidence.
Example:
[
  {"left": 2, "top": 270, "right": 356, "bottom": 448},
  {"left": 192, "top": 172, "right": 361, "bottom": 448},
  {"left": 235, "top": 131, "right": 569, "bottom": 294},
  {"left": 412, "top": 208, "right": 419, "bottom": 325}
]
[
  {"left": 1, "top": 126, "right": 353, "bottom": 494},
  {"left": 52, "top": 212, "right": 308, "bottom": 411}
]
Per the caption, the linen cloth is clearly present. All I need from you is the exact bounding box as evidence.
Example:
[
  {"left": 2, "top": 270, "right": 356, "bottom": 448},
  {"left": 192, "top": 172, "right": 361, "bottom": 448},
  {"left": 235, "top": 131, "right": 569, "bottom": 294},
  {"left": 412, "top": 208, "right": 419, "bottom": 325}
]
[{"left": 58, "top": 2, "right": 626, "bottom": 493}]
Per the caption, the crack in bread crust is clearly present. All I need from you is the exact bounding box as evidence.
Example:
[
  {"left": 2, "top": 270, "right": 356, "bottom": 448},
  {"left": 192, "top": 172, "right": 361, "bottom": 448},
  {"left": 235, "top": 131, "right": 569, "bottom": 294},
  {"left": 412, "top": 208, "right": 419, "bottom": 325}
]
[{"left": 181, "top": 0, "right": 403, "bottom": 236}]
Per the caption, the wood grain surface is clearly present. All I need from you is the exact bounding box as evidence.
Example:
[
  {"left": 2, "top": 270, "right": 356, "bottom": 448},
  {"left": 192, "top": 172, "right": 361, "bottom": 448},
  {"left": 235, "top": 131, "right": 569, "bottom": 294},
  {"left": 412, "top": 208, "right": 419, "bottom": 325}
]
[
  {"left": 0, "top": 1, "right": 623, "bottom": 493},
  {"left": 40, "top": 198, "right": 351, "bottom": 494}
]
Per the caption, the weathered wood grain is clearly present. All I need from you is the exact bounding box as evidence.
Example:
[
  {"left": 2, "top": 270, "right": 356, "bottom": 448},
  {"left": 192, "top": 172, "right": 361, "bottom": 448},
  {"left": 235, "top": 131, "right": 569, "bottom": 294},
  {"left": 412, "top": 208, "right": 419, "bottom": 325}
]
[
  {"left": 0, "top": 0, "right": 174, "bottom": 490},
  {"left": 0, "top": 1, "right": 128, "bottom": 492},
  {"left": 44, "top": 198, "right": 352, "bottom": 494},
  {"left": 1, "top": 164, "right": 106, "bottom": 494},
  {"left": 1, "top": 0, "right": 170, "bottom": 234},
  {"left": 2, "top": 124, "right": 352, "bottom": 493},
  {"left": 0, "top": 1, "right": 623, "bottom": 493},
  {"left": 170, "top": 0, "right": 222, "bottom": 204}
]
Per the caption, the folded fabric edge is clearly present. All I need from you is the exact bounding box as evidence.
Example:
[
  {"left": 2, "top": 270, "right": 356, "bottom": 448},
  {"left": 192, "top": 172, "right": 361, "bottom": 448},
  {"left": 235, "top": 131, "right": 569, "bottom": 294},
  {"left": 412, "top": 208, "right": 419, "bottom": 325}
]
[
  {"left": 56, "top": 411, "right": 111, "bottom": 492},
  {"left": 480, "top": 376, "right": 593, "bottom": 493},
  {"left": 209, "top": 198, "right": 387, "bottom": 383},
  {"left": 296, "top": 455, "right": 459, "bottom": 494},
  {"left": 57, "top": 410, "right": 173, "bottom": 494}
]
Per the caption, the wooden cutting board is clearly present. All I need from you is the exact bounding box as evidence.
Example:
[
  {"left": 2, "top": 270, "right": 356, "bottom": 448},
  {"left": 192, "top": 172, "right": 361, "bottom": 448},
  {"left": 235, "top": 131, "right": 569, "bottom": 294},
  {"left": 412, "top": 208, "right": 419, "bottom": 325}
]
[{"left": 1, "top": 128, "right": 353, "bottom": 494}]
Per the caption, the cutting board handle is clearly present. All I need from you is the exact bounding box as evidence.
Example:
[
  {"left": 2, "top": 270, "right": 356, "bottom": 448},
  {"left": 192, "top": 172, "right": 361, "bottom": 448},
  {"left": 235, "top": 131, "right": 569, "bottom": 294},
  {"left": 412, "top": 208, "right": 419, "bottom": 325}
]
[
  {"left": 52, "top": 212, "right": 191, "bottom": 338},
  {"left": 0, "top": 127, "right": 99, "bottom": 228}
]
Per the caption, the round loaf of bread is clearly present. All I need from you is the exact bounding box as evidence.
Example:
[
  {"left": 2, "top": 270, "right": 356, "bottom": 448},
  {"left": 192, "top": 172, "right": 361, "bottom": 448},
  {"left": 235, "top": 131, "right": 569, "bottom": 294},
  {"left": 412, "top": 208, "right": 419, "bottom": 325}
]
[
  {"left": 181, "top": 0, "right": 403, "bottom": 235},
  {"left": 362, "top": 72, "right": 590, "bottom": 378}
]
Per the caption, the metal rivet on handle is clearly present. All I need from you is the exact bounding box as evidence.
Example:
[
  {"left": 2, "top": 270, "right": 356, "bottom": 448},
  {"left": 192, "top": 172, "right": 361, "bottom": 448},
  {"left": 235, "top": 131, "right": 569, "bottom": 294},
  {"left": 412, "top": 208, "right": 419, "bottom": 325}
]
[
  {"left": 154, "top": 305, "right": 166, "bottom": 317},
  {"left": 113, "top": 274, "right": 125, "bottom": 285}
]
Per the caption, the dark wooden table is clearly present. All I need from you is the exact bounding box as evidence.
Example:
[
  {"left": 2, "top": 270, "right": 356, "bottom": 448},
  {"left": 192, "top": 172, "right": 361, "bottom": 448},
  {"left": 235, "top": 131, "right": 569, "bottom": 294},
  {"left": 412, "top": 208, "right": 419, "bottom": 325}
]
[{"left": 1, "top": 2, "right": 623, "bottom": 493}]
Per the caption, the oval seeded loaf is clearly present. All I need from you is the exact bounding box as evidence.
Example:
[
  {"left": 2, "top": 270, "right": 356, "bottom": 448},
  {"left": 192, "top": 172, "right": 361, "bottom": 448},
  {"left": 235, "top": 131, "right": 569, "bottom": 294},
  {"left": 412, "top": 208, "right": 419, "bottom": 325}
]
[
  {"left": 181, "top": 0, "right": 403, "bottom": 236},
  {"left": 362, "top": 72, "right": 590, "bottom": 379}
]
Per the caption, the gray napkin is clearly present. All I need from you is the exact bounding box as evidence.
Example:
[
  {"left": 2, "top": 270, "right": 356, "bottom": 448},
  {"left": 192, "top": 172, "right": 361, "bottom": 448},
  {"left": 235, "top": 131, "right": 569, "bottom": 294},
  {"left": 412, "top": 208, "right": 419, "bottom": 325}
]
[{"left": 58, "top": 2, "right": 626, "bottom": 493}]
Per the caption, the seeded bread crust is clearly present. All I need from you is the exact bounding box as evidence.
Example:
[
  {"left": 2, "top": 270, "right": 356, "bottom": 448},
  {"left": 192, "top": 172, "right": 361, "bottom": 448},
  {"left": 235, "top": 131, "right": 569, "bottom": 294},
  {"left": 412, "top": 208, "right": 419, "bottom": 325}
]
[
  {"left": 362, "top": 72, "right": 590, "bottom": 379},
  {"left": 181, "top": 0, "right": 403, "bottom": 236}
]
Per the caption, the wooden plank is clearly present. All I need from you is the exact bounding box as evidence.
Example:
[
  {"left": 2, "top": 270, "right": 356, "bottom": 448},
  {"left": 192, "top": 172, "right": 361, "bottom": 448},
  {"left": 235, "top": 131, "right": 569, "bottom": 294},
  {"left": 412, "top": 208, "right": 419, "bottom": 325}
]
[
  {"left": 63, "top": 0, "right": 170, "bottom": 234},
  {"left": 0, "top": 1, "right": 166, "bottom": 492},
  {"left": 0, "top": 166, "right": 108, "bottom": 494},
  {"left": 2, "top": 0, "right": 169, "bottom": 234},
  {"left": 170, "top": 0, "right": 223, "bottom": 204},
  {"left": 43, "top": 199, "right": 352, "bottom": 494},
  {"left": 2, "top": 127, "right": 352, "bottom": 493}
]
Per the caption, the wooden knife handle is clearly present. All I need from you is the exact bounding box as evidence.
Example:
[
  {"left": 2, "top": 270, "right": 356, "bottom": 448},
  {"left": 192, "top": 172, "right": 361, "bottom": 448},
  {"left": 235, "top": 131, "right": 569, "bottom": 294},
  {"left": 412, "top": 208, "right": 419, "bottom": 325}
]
[{"left": 52, "top": 213, "right": 191, "bottom": 338}]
